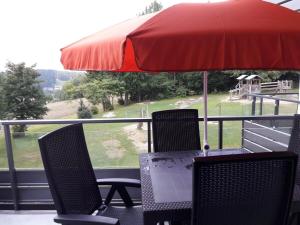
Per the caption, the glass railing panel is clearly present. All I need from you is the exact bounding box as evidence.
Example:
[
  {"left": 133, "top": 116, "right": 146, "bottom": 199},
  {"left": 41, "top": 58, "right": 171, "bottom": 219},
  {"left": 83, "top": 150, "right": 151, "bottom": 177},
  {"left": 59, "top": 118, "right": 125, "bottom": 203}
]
[
  {"left": 10, "top": 124, "right": 65, "bottom": 169},
  {"left": 199, "top": 121, "right": 218, "bottom": 150},
  {"left": 9, "top": 122, "right": 148, "bottom": 169},
  {"left": 0, "top": 127, "right": 8, "bottom": 169},
  {"left": 85, "top": 123, "right": 147, "bottom": 169},
  {"left": 222, "top": 121, "right": 243, "bottom": 149}
]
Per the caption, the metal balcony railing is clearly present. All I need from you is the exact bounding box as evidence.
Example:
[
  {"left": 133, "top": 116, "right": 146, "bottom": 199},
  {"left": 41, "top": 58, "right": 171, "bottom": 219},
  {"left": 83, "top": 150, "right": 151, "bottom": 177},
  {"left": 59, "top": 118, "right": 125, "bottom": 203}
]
[{"left": 0, "top": 115, "right": 295, "bottom": 210}]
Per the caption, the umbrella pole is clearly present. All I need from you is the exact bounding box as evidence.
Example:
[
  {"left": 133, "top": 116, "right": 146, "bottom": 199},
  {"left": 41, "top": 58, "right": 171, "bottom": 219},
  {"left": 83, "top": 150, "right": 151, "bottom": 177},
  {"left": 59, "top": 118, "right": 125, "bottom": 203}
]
[{"left": 203, "top": 71, "right": 210, "bottom": 155}]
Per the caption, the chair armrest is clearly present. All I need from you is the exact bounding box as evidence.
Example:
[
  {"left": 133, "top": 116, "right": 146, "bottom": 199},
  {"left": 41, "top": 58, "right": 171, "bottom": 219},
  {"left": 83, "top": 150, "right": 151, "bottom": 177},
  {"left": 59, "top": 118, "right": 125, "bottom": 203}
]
[
  {"left": 54, "top": 214, "right": 119, "bottom": 225},
  {"left": 97, "top": 178, "right": 141, "bottom": 188}
]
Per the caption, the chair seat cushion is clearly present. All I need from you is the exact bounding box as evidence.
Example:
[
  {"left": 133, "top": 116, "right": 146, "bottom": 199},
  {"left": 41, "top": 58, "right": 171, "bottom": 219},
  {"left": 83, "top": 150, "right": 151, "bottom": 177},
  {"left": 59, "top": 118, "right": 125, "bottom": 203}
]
[
  {"left": 292, "top": 185, "right": 300, "bottom": 212},
  {"left": 98, "top": 206, "right": 143, "bottom": 225}
]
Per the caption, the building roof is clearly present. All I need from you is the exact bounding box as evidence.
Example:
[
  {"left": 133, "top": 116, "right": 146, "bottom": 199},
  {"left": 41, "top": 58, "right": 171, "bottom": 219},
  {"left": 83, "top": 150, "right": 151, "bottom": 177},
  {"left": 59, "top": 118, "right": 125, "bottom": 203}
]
[
  {"left": 237, "top": 75, "right": 248, "bottom": 80},
  {"left": 245, "top": 75, "right": 263, "bottom": 80}
]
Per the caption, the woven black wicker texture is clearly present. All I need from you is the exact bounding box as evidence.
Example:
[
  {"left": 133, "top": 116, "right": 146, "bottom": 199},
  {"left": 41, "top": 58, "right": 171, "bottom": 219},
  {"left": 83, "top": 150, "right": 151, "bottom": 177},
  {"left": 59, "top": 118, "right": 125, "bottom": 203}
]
[
  {"left": 38, "top": 123, "right": 102, "bottom": 215},
  {"left": 152, "top": 109, "right": 200, "bottom": 152},
  {"left": 192, "top": 152, "right": 297, "bottom": 225}
]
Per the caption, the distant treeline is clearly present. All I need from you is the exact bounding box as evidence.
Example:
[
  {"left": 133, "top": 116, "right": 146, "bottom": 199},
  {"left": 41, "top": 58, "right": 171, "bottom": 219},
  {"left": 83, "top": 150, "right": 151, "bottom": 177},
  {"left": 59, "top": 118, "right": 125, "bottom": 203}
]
[
  {"left": 60, "top": 71, "right": 299, "bottom": 112},
  {"left": 38, "top": 69, "right": 84, "bottom": 88}
]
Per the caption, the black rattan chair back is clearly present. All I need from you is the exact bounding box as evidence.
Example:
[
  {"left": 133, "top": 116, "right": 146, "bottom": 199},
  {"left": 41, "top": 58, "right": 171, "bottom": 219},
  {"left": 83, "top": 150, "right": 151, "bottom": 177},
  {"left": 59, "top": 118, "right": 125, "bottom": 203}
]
[
  {"left": 152, "top": 109, "right": 200, "bottom": 152},
  {"left": 192, "top": 152, "right": 297, "bottom": 225},
  {"left": 288, "top": 114, "right": 300, "bottom": 186},
  {"left": 38, "top": 123, "right": 102, "bottom": 215}
]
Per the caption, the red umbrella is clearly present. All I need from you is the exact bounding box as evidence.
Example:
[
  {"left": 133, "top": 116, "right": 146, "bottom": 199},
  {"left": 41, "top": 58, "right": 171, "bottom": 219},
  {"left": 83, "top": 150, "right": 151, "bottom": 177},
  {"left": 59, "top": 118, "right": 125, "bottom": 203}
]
[{"left": 61, "top": 0, "right": 300, "bottom": 151}]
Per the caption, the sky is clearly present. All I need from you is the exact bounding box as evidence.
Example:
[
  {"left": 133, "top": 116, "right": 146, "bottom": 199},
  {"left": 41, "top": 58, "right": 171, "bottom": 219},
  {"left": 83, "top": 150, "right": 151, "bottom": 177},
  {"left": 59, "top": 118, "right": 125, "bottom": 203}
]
[{"left": 0, "top": 0, "right": 299, "bottom": 71}]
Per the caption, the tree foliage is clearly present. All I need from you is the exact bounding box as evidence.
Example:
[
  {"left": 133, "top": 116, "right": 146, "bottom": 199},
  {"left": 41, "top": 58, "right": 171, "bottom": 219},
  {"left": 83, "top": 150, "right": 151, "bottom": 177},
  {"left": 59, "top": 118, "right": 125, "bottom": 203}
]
[
  {"left": 62, "top": 76, "right": 85, "bottom": 99},
  {"left": 38, "top": 69, "right": 84, "bottom": 88},
  {"left": 2, "top": 62, "right": 48, "bottom": 135},
  {"left": 61, "top": 68, "right": 298, "bottom": 115},
  {"left": 77, "top": 99, "right": 92, "bottom": 119},
  {"left": 83, "top": 74, "right": 122, "bottom": 111},
  {"left": 0, "top": 73, "right": 7, "bottom": 119},
  {"left": 138, "top": 0, "right": 162, "bottom": 15},
  {"left": 228, "top": 70, "right": 282, "bottom": 82}
]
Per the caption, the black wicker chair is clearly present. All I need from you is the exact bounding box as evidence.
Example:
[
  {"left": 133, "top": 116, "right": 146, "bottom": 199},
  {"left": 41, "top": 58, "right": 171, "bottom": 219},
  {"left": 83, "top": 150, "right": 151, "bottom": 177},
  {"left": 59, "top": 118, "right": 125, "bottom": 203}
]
[
  {"left": 152, "top": 109, "right": 201, "bottom": 152},
  {"left": 191, "top": 152, "right": 297, "bottom": 225},
  {"left": 38, "top": 123, "right": 142, "bottom": 225},
  {"left": 287, "top": 114, "right": 300, "bottom": 224}
]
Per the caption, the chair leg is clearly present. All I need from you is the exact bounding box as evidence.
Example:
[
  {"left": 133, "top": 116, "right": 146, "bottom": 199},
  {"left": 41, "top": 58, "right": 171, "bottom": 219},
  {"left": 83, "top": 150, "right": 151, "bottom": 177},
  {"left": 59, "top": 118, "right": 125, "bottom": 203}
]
[
  {"left": 104, "top": 186, "right": 117, "bottom": 205},
  {"left": 117, "top": 186, "right": 134, "bottom": 207}
]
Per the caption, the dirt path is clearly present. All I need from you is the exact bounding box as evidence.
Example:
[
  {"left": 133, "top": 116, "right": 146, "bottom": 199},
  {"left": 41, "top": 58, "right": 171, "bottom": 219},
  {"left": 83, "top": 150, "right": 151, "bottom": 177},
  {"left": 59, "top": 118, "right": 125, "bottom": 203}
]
[
  {"left": 103, "top": 112, "right": 116, "bottom": 118},
  {"left": 170, "top": 97, "right": 202, "bottom": 109}
]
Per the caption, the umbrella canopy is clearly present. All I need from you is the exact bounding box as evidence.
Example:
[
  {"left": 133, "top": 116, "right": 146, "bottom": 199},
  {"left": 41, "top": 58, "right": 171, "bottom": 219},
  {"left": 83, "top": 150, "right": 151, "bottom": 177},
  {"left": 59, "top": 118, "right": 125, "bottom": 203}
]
[
  {"left": 61, "top": 0, "right": 300, "bottom": 72},
  {"left": 61, "top": 0, "right": 300, "bottom": 151}
]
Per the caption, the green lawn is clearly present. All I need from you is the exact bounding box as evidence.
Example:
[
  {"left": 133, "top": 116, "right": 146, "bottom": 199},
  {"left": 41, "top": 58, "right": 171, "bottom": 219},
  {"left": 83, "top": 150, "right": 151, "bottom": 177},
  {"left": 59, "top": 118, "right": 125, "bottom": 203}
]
[{"left": 0, "top": 94, "right": 297, "bottom": 169}]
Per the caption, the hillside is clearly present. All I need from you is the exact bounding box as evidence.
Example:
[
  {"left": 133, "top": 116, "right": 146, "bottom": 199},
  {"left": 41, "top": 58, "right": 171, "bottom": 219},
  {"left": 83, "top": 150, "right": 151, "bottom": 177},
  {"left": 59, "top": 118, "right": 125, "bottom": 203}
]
[{"left": 37, "top": 69, "right": 85, "bottom": 89}]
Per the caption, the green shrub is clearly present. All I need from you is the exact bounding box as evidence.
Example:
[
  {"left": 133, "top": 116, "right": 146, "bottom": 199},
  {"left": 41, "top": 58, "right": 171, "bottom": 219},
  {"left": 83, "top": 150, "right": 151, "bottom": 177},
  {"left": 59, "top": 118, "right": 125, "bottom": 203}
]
[
  {"left": 175, "top": 86, "right": 189, "bottom": 97},
  {"left": 117, "top": 98, "right": 125, "bottom": 105},
  {"left": 77, "top": 99, "right": 92, "bottom": 119},
  {"left": 90, "top": 105, "right": 99, "bottom": 115}
]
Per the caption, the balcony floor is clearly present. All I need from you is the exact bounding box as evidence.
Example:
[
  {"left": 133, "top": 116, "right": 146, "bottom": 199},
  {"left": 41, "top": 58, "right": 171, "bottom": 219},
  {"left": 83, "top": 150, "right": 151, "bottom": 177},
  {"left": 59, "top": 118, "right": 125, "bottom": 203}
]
[
  {"left": 1, "top": 210, "right": 56, "bottom": 225},
  {"left": 1, "top": 210, "right": 175, "bottom": 225}
]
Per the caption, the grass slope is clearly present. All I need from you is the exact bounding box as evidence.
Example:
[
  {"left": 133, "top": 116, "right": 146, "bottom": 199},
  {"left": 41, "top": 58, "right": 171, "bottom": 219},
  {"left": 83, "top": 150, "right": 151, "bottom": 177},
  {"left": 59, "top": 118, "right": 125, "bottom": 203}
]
[{"left": 0, "top": 94, "right": 297, "bottom": 169}]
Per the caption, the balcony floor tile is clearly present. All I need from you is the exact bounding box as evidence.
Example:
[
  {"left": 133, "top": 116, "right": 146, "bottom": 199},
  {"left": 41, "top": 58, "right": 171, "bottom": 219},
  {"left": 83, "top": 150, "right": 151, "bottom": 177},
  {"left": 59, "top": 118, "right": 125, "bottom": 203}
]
[{"left": 1, "top": 210, "right": 56, "bottom": 225}]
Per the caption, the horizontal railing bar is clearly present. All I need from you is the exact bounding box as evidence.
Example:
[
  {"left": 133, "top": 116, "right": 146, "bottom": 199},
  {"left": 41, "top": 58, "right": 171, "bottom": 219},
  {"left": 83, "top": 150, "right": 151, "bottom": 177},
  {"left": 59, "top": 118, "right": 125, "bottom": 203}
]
[
  {"left": 207, "top": 115, "right": 294, "bottom": 121},
  {"left": 0, "top": 118, "right": 151, "bottom": 125},
  {"left": 254, "top": 92, "right": 298, "bottom": 96},
  {"left": 247, "top": 93, "right": 300, "bottom": 104},
  {"left": 0, "top": 115, "right": 295, "bottom": 125}
]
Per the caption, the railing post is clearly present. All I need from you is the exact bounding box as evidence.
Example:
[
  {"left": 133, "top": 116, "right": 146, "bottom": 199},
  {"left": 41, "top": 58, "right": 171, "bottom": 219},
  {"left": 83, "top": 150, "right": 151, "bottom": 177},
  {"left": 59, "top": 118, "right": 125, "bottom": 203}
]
[
  {"left": 274, "top": 99, "right": 280, "bottom": 115},
  {"left": 241, "top": 120, "right": 244, "bottom": 147},
  {"left": 259, "top": 97, "right": 263, "bottom": 115},
  {"left": 218, "top": 120, "right": 223, "bottom": 149},
  {"left": 251, "top": 96, "right": 256, "bottom": 115},
  {"left": 147, "top": 121, "right": 151, "bottom": 153},
  {"left": 3, "top": 124, "right": 19, "bottom": 210}
]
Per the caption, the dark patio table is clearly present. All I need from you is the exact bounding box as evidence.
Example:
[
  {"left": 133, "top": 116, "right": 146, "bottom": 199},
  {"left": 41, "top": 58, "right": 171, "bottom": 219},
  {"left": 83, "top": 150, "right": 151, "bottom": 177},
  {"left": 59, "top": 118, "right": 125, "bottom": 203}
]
[{"left": 139, "top": 148, "right": 251, "bottom": 225}]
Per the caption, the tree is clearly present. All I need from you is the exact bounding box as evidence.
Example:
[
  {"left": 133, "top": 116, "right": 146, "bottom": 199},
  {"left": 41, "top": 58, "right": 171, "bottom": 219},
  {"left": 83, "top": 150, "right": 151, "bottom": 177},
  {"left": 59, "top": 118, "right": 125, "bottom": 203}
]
[
  {"left": 62, "top": 76, "right": 85, "bottom": 99},
  {"left": 83, "top": 78, "right": 121, "bottom": 111},
  {"left": 53, "top": 89, "right": 68, "bottom": 101},
  {"left": 3, "top": 62, "right": 48, "bottom": 136},
  {"left": 118, "top": 72, "right": 145, "bottom": 104},
  {"left": 139, "top": 0, "right": 163, "bottom": 15},
  {"left": 77, "top": 99, "right": 92, "bottom": 119},
  {"left": 0, "top": 73, "right": 7, "bottom": 119}
]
